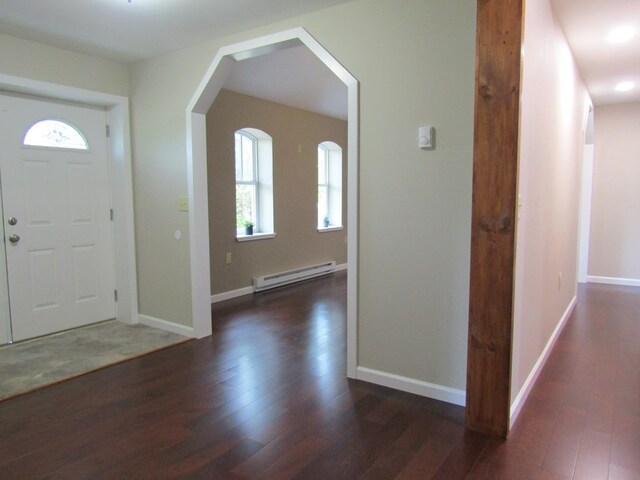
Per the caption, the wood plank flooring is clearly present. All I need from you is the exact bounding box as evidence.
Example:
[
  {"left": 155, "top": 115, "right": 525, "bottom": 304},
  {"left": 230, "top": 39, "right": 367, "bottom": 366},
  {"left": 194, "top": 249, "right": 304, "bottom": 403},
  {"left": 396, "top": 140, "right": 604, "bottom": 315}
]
[
  {"left": 468, "top": 283, "right": 640, "bottom": 480},
  {"left": 0, "top": 273, "right": 638, "bottom": 479}
]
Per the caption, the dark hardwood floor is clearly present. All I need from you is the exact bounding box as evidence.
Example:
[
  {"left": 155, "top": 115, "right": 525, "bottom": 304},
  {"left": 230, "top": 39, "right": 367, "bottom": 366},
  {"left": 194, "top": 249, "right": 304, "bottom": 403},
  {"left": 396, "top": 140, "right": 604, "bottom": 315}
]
[
  {"left": 468, "top": 283, "right": 640, "bottom": 480},
  {"left": 0, "top": 273, "right": 638, "bottom": 479}
]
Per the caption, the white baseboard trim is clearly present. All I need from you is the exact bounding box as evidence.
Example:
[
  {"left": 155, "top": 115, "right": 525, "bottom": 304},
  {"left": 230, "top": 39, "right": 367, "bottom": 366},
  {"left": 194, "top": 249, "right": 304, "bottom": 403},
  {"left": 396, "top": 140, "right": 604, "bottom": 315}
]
[
  {"left": 356, "top": 366, "right": 466, "bottom": 407},
  {"left": 210, "top": 263, "right": 349, "bottom": 304},
  {"left": 138, "top": 314, "right": 194, "bottom": 338},
  {"left": 211, "top": 286, "right": 254, "bottom": 304},
  {"left": 587, "top": 276, "right": 640, "bottom": 287},
  {"left": 509, "top": 295, "right": 577, "bottom": 428}
]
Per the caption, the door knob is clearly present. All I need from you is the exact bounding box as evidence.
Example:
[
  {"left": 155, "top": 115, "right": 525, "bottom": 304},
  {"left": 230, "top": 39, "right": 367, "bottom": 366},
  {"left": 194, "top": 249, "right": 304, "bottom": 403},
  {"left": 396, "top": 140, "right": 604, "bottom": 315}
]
[
  {"left": 7, "top": 217, "right": 17, "bottom": 226},
  {"left": 8, "top": 234, "right": 20, "bottom": 244}
]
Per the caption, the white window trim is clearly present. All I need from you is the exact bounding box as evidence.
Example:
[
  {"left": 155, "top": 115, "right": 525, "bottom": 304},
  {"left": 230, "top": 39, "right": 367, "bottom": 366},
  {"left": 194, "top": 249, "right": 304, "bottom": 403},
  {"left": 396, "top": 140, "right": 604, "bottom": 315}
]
[
  {"left": 235, "top": 128, "right": 274, "bottom": 238},
  {"left": 318, "top": 144, "right": 329, "bottom": 227},
  {"left": 236, "top": 232, "right": 277, "bottom": 242},
  {"left": 318, "top": 141, "right": 343, "bottom": 229},
  {"left": 318, "top": 226, "right": 344, "bottom": 233}
]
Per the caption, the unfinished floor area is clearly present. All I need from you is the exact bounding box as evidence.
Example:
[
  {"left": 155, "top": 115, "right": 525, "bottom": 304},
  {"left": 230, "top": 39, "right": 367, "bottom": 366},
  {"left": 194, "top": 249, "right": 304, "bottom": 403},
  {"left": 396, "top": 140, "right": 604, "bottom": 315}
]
[{"left": 0, "top": 272, "right": 638, "bottom": 479}]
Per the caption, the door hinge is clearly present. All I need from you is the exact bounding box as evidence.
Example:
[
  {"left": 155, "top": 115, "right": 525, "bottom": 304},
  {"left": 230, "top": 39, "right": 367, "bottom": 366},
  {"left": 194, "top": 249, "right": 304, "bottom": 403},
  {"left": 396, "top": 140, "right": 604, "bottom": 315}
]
[
  {"left": 114, "top": 290, "right": 118, "bottom": 302},
  {"left": 110, "top": 208, "right": 114, "bottom": 221},
  {"left": 106, "top": 125, "right": 110, "bottom": 138}
]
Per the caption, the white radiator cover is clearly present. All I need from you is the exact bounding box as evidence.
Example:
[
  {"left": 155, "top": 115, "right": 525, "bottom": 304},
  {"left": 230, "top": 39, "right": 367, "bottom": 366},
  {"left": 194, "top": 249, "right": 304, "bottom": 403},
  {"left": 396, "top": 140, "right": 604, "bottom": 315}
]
[{"left": 253, "top": 261, "right": 336, "bottom": 292}]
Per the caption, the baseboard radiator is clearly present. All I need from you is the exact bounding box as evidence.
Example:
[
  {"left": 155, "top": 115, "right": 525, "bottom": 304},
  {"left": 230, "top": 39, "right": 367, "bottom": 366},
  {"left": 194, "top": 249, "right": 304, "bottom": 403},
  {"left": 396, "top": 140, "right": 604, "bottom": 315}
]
[{"left": 254, "top": 261, "right": 336, "bottom": 292}]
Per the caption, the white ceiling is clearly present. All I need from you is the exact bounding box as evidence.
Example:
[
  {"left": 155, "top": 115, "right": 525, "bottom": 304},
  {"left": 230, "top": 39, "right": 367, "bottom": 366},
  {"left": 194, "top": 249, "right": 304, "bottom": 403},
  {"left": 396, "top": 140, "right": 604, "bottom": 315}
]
[
  {"left": 0, "top": 0, "right": 638, "bottom": 109},
  {"left": 551, "top": 0, "right": 640, "bottom": 105},
  {"left": 224, "top": 45, "right": 347, "bottom": 120},
  {"left": 0, "top": 0, "right": 352, "bottom": 63},
  {"left": 0, "top": 0, "right": 350, "bottom": 118}
]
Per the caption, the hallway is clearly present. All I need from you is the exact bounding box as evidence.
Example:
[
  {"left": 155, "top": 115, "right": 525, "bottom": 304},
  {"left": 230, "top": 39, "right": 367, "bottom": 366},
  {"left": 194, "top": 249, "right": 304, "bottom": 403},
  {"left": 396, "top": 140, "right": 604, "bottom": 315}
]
[{"left": 470, "top": 283, "right": 640, "bottom": 479}]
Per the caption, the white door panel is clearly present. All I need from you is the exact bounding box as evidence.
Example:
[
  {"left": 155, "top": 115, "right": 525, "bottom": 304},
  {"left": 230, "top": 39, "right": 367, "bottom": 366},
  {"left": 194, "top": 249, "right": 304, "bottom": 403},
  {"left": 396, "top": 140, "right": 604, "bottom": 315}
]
[{"left": 0, "top": 93, "right": 116, "bottom": 341}]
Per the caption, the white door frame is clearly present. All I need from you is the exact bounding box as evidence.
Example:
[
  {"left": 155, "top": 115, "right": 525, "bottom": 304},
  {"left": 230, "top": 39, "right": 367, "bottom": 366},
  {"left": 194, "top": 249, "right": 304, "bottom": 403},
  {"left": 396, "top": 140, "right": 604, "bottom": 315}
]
[
  {"left": 0, "top": 190, "right": 10, "bottom": 343},
  {"left": 186, "top": 27, "right": 360, "bottom": 377},
  {"left": 577, "top": 107, "right": 594, "bottom": 283},
  {"left": 0, "top": 74, "right": 139, "bottom": 342}
]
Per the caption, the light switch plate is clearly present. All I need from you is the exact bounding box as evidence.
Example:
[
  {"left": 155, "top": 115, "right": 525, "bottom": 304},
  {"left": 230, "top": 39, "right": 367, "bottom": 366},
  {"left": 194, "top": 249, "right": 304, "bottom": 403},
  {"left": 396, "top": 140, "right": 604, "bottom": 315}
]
[{"left": 178, "top": 196, "right": 188, "bottom": 212}]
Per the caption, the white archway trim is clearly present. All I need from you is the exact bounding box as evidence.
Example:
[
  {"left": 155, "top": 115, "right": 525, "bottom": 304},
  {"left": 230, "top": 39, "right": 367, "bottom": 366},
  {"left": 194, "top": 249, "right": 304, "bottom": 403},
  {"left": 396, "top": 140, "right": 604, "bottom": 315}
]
[
  {"left": 0, "top": 73, "right": 139, "bottom": 328},
  {"left": 186, "top": 27, "right": 359, "bottom": 377}
]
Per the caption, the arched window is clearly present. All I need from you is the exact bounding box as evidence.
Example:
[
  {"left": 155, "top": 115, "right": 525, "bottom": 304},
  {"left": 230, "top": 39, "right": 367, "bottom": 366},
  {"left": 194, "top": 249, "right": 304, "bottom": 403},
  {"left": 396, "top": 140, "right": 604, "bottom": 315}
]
[
  {"left": 23, "top": 119, "right": 89, "bottom": 150},
  {"left": 318, "top": 141, "right": 343, "bottom": 230},
  {"left": 235, "top": 128, "right": 274, "bottom": 238}
]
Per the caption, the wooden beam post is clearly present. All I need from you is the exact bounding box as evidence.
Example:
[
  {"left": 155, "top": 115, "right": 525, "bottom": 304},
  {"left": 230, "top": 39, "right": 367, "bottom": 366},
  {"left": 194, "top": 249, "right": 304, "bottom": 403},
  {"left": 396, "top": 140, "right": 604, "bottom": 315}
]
[{"left": 466, "top": 0, "right": 524, "bottom": 437}]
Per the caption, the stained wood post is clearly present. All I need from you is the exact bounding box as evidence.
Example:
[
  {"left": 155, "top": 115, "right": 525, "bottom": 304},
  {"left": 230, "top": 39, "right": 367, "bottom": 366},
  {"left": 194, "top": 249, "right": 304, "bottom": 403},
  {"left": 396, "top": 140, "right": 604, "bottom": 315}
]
[{"left": 466, "top": 0, "right": 524, "bottom": 437}]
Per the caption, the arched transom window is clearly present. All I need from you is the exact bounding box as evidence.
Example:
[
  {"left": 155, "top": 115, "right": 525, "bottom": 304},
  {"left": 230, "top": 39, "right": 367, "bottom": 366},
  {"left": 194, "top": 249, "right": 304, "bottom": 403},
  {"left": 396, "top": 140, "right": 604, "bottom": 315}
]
[{"left": 23, "top": 119, "right": 89, "bottom": 150}]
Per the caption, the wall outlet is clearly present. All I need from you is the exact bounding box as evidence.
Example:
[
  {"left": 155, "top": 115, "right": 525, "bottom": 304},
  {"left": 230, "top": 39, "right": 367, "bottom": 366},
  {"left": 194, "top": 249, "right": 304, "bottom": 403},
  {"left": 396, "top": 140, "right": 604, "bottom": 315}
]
[
  {"left": 558, "top": 272, "right": 562, "bottom": 290},
  {"left": 225, "top": 252, "right": 232, "bottom": 265}
]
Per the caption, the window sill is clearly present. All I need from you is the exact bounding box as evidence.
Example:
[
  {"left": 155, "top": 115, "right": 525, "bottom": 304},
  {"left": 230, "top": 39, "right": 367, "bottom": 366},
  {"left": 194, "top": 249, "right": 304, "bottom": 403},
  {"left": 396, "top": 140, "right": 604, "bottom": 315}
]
[
  {"left": 236, "top": 232, "right": 277, "bottom": 242},
  {"left": 317, "top": 226, "right": 344, "bottom": 233}
]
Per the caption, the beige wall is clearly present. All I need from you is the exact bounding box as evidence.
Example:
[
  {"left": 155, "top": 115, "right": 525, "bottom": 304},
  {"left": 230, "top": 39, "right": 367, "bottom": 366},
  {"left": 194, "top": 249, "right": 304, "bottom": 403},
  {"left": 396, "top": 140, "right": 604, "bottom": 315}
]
[
  {"left": 0, "top": 33, "right": 129, "bottom": 97},
  {"left": 512, "top": 0, "right": 591, "bottom": 406},
  {"left": 589, "top": 101, "right": 640, "bottom": 281},
  {"left": 207, "top": 90, "right": 348, "bottom": 293},
  {"left": 130, "top": 0, "right": 476, "bottom": 390}
]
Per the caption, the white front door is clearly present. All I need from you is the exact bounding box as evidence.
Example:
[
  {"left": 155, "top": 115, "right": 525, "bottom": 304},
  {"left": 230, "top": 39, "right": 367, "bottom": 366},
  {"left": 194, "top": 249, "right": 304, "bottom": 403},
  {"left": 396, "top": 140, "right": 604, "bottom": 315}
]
[{"left": 0, "top": 93, "right": 116, "bottom": 341}]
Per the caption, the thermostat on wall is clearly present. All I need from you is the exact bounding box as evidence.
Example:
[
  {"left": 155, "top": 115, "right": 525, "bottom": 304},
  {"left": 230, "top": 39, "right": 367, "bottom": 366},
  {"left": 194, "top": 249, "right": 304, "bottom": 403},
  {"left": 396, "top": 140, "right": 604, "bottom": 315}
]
[{"left": 419, "top": 126, "right": 433, "bottom": 149}]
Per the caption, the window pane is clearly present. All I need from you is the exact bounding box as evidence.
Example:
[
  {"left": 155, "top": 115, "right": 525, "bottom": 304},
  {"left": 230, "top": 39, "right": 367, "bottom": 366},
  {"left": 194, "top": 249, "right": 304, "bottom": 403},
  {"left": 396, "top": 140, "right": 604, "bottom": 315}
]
[
  {"left": 23, "top": 119, "right": 88, "bottom": 150},
  {"left": 318, "top": 185, "right": 328, "bottom": 226},
  {"left": 318, "top": 147, "right": 327, "bottom": 184},
  {"left": 236, "top": 184, "right": 256, "bottom": 230},
  {"left": 241, "top": 134, "right": 255, "bottom": 182}
]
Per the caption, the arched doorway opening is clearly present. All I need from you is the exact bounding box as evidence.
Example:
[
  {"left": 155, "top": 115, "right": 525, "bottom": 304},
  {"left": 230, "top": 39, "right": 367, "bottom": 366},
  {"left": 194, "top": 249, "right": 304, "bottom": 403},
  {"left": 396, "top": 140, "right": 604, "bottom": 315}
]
[{"left": 186, "top": 27, "right": 360, "bottom": 377}]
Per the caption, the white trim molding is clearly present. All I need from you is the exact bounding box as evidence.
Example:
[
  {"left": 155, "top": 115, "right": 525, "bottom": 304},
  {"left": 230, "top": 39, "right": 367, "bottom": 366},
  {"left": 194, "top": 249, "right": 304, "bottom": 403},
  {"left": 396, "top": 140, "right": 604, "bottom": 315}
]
[
  {"left": 138, "top": 314, "right": 194, "bottom": 338},
  {"left": 211, "top": 286, "right": 254, "bottom": 304},
  {"left": 186, "top": 27, "right": 359, "bottom": 369},
  {"left": 356, "top": 366, "right": 466, "bottom": 407},
  {"left": 587, "top": 276, "right": 640, "bottom": 287},
  {"left": 510, "top": 295, "right": 577, "bottom": 428}
]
